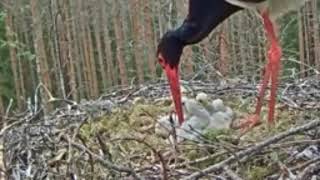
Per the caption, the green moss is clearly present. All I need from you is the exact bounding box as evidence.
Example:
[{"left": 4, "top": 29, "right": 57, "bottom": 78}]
[
  {"left": 78, "top": 99, "right": 172, "bottom": 161},
  {"left": 203, "top": 128, "right": 234, "bottom": 142},
  {"left": 75, "top": 94, "right": 318, "bottom": 179},
  {"left": 246, "top": 166, "right": 269, "bottom": 180}
]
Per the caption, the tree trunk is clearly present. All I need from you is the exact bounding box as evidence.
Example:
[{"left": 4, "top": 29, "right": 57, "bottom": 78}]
[
  {"left": 94, "top": 2, "right": 108, "bottom": 90},
  {"left": 78, "top": 0, "right": 93, "bottom": 98},
  {"left": 4, "top": 9, "right": 22, "bottom": 109},
  {"left": 84, "top": 4, "right": 99, "bottom": 97},
  {"left": 113, "top": 1, "right": 128, "bottom": 86},
  {"left": 56, "top": 12, "right": 68, "bottom": 99},
  {"left": 143, "top": 0, "right": 157, "bottom": 79},
  {"left": 62, "top": 0, "right": 78, "bottom": 100},
  {"left": 130, "top": 0, "right": 145, "bottom": 84},
  {"left": 298, "top": 10, "right": 306, "bottom": 78},
  {"left": 18, "top": 9, "right": 37, "bottom": 97},
  {"left": 30, "top": 0, "right": 52, "bottom": 112},
  {"left": 218, "top": 23, "right": 229, "bottom": 76},
  {"left": 70, "top": 0, "right": 85, "bottom": 99},
  {"left": 303, "top": 3, "right": 311, "bottom": 76},
  {"left": 238, "top": 14, "right": 247, "bottom": 75},
  {"left": 177, "top": 0, "right": 193, "bottom": 76},
  {"left": 101, "top": 0, "right": 115, "bottom": 87},
  {"left": 311, "top": 0, "right": 320, "bottom": 71},
  {"left": 0, "top": 96, "right": 4, "bottom": 128}
]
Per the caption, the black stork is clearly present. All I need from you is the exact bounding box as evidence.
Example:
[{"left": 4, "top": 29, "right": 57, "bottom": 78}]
[{"left": 157, "top": 0, "right": 307, "bottom": 131}]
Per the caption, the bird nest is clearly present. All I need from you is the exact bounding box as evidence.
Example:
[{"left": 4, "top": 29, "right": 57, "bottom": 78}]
[{"left": 2, "top": 76, "right": 320, "bottom": 179}]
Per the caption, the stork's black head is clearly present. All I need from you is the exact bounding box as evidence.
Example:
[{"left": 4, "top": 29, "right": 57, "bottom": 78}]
[
  {"left": 157, "top": 31, "right": 185, "bottom": 125},
  {"left": 157, "top": 31, "right": 184, "bottom": 69}
]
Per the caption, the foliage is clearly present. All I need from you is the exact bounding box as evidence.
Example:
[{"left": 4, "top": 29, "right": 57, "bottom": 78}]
[
  {"left": 0, "top": 1, "right": 319, "bottom": 111},
  {"left": 0, "top": 10, "right": 14, "bottom": 104}
]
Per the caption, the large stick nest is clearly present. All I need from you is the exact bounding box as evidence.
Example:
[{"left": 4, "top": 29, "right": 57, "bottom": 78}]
[{"left": 2, "top": 76, "right": 320, "bottom": 180}]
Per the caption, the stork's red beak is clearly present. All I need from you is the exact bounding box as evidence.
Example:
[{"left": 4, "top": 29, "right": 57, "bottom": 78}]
[{"left": 163, "top": 63, "right": 184, "bottom": 125}]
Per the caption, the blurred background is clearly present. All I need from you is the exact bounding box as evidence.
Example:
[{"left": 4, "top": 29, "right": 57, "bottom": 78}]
[{"left": 0, "top": 0, "right": 319, "bottom": 113}]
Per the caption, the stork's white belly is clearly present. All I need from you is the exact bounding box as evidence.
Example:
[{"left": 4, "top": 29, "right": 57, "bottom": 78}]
[{"left": 225, "top": 0, "right": 308, "bottom": 19}]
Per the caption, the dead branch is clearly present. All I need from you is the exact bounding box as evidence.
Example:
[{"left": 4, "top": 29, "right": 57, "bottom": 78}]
[
  {"left": 297, "top": 161, "right": 320, "bottom": 180},
  {"left": 116, "top": 137, "right": 169, "bottom": 180},
  {"left": 223, "top": 166, "right": 244, "bottom": 180},
  {"left": 61, "top": 135, "right": 142, "bottom": 180},
  {"left": 184, "top": 119, "right": 320, "bottom": 180}
]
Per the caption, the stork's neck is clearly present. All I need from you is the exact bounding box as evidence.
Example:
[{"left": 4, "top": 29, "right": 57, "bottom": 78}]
[{"left": 174, "top": 0, "right": 241, "bottom": 45}]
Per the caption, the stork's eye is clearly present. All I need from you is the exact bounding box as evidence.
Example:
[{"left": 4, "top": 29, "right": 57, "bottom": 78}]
[
  {"left": 158, "top": 57, "right": 165, "bottom": 68},
  {"left": 158, "top": 53, "right": 167, "bottom": 69},
  {"left": 158, "top": 57, "right": 164, "bottom": 64}
]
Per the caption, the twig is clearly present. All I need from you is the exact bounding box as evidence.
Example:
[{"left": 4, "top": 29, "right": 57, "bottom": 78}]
[
  {"left": 169, "top": 112, "right": 179, "bottom": 154},
  {"left": 184, "top": 119, "right": 320, "bottom": 180},
  {"left": 2, "top": 98, "right": 13, "bottom": 129},
  {"left": 4, "top": 99, "right": 13, "bottom": 120},
  {"left": 223, "top": 166, "right": 244, "bottom": 180},
  {"left": 278, "top": 161, "right": 296, "bottom": 179},
  {"left": 297, "top": 161, "right": 320, "bottom": 180},
  {"left": 0, "top": 119, "right": 24, "bottom": 137},
  {"left": 282, "top": 58, "right": 320, "bottom": 75},
  {"left": 267, "top": 156, "right": 320, "bottom": 179},
  {"left": 77, "top": 134, "right": 95, "bottom": 180},
  {"left": 96, "top": 132, "right": 113, "bottom": 161},
  {"left": 118, "top": 137, "right": 168, "bottom": 180},
  {"left": 291, "top": 157, "right": 320, "bottom": 173},
  {"left": 61, "top": 135, "right": 142, "bottom": 180},
  {"left": 170, "top": 151, "right": 227, "bottom": 169},
  {"left": 271, "top": 139, "right": 320, "bottom": 149}
]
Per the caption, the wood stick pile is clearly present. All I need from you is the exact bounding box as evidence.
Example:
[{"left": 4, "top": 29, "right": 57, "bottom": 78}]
[{"left": 2, "top": 76, "right": 320, "bottom": 179}]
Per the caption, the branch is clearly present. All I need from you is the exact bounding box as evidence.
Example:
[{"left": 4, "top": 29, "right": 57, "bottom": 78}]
[
  {"left": 117, "top": 137, "right": 169, "bottom": 180},
  {"left": 61, "top": 135, "right": 142, "bottom": 180},
  {"left": 223, "top": 166, "right": 244, "bottom": 180},
  {"left": 184, "top": 119, "right": 320, "bottom": 180},
  {"left": 297, "top": 161, "right": 320, "bottom": 180},
  {"left": 170, "top": 151, "right": 227, "bottom": 169}
]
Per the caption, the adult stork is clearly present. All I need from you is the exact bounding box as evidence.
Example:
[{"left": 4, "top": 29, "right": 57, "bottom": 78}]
[{"left": 157, "top": 0, "right": 307, "bottom": 131}]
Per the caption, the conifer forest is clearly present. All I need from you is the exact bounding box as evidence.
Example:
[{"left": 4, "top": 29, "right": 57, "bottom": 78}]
[{"left": 0, "top": 0, "right": 319, "bottom": 179}]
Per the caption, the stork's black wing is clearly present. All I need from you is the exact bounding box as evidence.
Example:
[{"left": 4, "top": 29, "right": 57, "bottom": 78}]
[{"left": 175, "top": 0, "right": 241, "bottom": 45}]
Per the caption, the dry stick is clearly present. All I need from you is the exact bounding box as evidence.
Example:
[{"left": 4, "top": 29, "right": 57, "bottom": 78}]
[
  {"left": 298, "top": 161, "right": 320, "bottom": 180},
  {"left": 184, "top": 119, "right": 320, "bottom": 180},
  {"left": 271, "top": 139, "right": 320, "bottom": 149},
  {"left": 77, "top": 135, "right": 95, "bottom": 179},
  {"left": 268, "top": 158, "right": 320, "bottom": 179},
  {"left": 291, "top": 157, "right": 320, "bottom": 172},
  {"left": 170, "top": 151, "right": 227, "bottom": 169},
  {"left": 120, "top": 138, "right": 169, "bottom": 180},
  {"left": 0, "top": 108, "right": 43, "bottom": 138},
  {"left": 61, "top": 136, "right": 142, "bottom": 180},
  {"left": 223, "top": 166, "right": 244, "bottom": 180}
]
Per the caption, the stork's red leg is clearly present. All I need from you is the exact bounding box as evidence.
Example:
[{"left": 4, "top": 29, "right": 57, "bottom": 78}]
[
  {"left": 238, "top": 11, "right": 282, "bottom": 133},
  {"left": 255, "top": 62, "right": 271, "bottom": 115},
  {"left": 262, "top": 11, "right": 282, "bottom": 124},
  {"left": 238, "top": 63, "right": 271, "bottom": 131}
]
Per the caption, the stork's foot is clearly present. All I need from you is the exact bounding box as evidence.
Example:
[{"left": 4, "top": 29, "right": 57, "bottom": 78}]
[{"left": 237, "top": 114, "right": 261, "bottom": 135}]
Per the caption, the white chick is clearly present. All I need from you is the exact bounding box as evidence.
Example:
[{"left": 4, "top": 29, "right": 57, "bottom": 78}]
[
  {"left": 175, "top": 120, "right": 200, "bottom": 142},
  {"left": 196, "top": 92, "right": 226, "bottom": 114},
  {"left": 207, "top": 107, "right": 234, "bottom": 129},
  {"left": 158, "top": 96, "right": 214, "bottom": 142},
  {"left": 196, "top": 92, "right": 234, "bottom": 130},
  {"left": 174, "top": 97, "right": 212, "bottom": 142},
  {"left": 155, "top": 96, "right": 193, "bottom": 138},
  {"left": 182, "top": 98, "right": 210, "bottom": 128}
]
